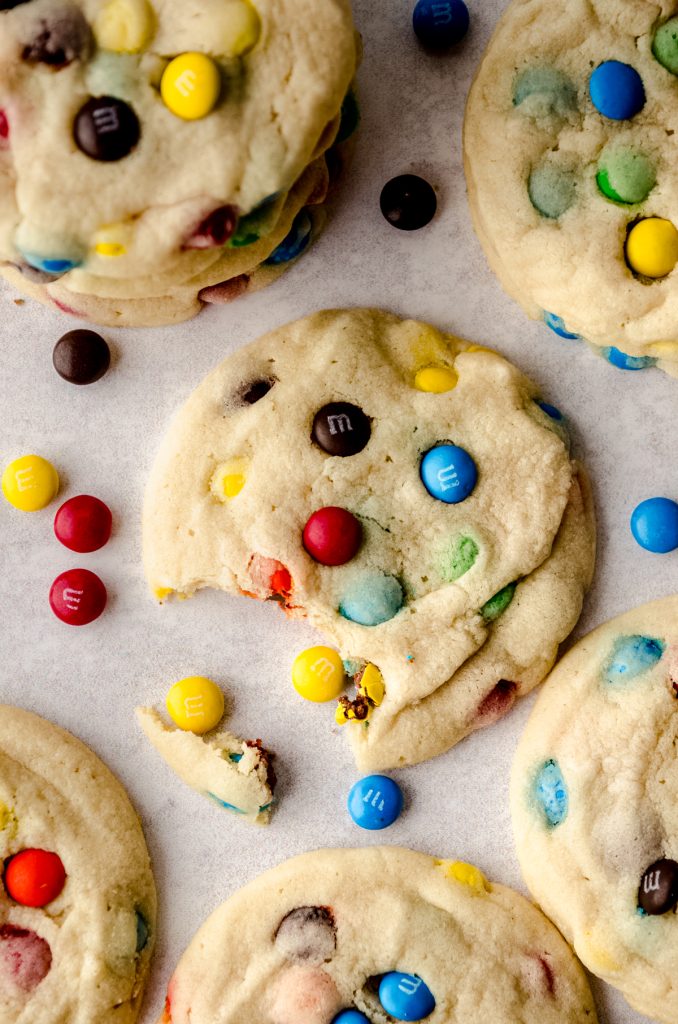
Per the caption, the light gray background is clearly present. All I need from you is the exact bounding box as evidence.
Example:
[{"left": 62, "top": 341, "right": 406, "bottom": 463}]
[{"left": 1, "top": 2, "right": 675, "bottom": 1021}]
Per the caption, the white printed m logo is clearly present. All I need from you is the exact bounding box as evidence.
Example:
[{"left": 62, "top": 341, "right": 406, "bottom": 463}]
[
  {"left": 14, "top": 468, "right": 36, "bottom": 492},
  {"left": 174, "top": 70, "right": 198, "bottom": 98},
  {"left": 437, "top": 463, "right": 458, "bottom": 491},
  {"left": 311, "top": 658, "right": 334, "bottom": 682},
  {"left": 644, "top": 871, "right": 661, "bottom": 893},
  {"left": 63, "top": 588, "right": 83, "bottom": 610},
  {"left": 183, "top": 696, "right": 205, "bottom": 718},
  {"left": 398, "top": 976, "right": 423, "bottom": 996},
  {"left": 327, "top": 414, "right": 352, "bottom": 435},
  {"left": 93, "top": 107, "right": 120, "bottom": 134},
  {"left": 432, "top": 2, "right": 453, "bottom": 24}
]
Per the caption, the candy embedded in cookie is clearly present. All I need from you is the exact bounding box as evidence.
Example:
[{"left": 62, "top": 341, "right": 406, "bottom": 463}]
[
  {"left": 136, "top": 677, "right": 276, "bottom": 825},
  {"left": 511, "top": 595, "right": 678, "bottom": 1023},
  {"left": 0, "top": 705, "right": 156, "bottom": 1024},
  {"left": 157, "top": 847, "right": 598, "bottom": 1024},
  {"left": 0, "top": 0, "right": 358, "bottom": 326},
  {"left": 464, "top": 0, "right": 678, "bottom": 376},
  {"left": 143, "top": 309, "right": 595, "bottom": 771}
]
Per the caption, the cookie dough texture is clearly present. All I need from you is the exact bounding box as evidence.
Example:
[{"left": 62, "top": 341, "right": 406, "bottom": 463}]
[
  {"left": 0, "top": 0, "right": 357, "bottom": 326},
  {"left": 511, "top": 596, "right": 678, "bottom": 1023},
  {"left": 136, "top": 706, "right": 275, "bottom": 825},
  {"left": 158, "top": 847, "right": 598, "bottom": 1024},
  {"left": 0, "top": 704, "right": 156, "bottom": 1024},
  {"left": 464, "top": 0, "right": 678, "bottom": 375},
  {"left": 143, "top": 308, "right": 596, "bottom": 771}
]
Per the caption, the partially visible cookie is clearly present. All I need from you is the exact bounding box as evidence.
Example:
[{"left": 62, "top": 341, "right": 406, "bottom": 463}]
[
  {"left": 464, "top": 0, "right": 678, "bottom": 376},
  {"left": 511, "top": 596, "right": 678, "bottom": 1023},
  {"left": 0, "top": 704, "right": 156, "bottom": 1024},
  {"left": 0, "top": 0, "right": 358, "bottom": 326},
  {"left": 143, "top": 308, "right": 595, "bottom": 771},
  {"left": 158, "top": 846, "right": 598, "bottom": 1024},
  {"left": 136, "top": 706, "right": 276, "bottom": 825}
]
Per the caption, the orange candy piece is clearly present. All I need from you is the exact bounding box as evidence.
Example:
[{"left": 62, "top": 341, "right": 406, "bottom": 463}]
[{"left": 4, "top": 849, "right": 66, "bottom": 907}]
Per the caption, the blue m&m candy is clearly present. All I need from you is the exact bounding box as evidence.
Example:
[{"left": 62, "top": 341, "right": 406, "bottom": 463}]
[
  {"left": 603, "top": 346, "right": 657, "bottom": 371},
  {"left": 332, "top": 1012, "right": 370, "bottom": 1024},
  {"left": 536, "top": 401, "right": 563, "bottom": 421},
  {"left": 543, "top": 311, "right": 580, "bottom": 340},
  {"left": 589, "top": 61, "right": 645, "bottom": 121},
  {"left": 348, "top": 774, "right": 403, "bottom": 830},
  {"left": 413, "top": 0, "right": 469, "bottom": 50},
  {"left": 534, "top": 759, "right": 568, "bottom": 828},
  {"left": 378, "top": 972, "right": 436, "bottom": 1021},
  {"left": 265, "top": 209, "right": 312, "bottom": 265},
  {"left": 21, "top": 252, "right": 82, "bottom": 275},
  {"left": 420, "top": 444, "right": 477, "bottom": 504},
  {"left": 631, "top": 497, "right": 678, "bottom": 553}
]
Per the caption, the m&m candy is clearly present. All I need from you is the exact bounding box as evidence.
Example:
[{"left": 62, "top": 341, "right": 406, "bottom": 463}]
[
  {"left": 303, "top": 507, "right": 362, "bottom": 566},
  {"left": 94, "top": 0, "right": 155, "bottom": 54},
  {"left": 4, "top": 849, "right": 66, "bottom": 908},
  {"left": 589, "top": 61, "right": 645, "bottom": 121},
  {"left": 312, "top": 402, "right": 371, "bottom": 456},
  {"left": 347, "top": 774, "right": 403, "bottom": 830},
  {"left": 631, "top": 497, "right": 678, "bottom": 553},
  {"left": 420, "top": 444, "right": 477, "bottom": 503},
  {"left": 161, "top": 53, "right": 222, "bottom": 120},
  {"left": 625, "top": 217, "right": 678, "bottom": 278},
  {"left": 413, "top": 0, "right": 470, "bottom": 50},
  {"left": 53, "top": 330, "right": 111, "bottom": 384},
  {"left": 292, "top": 647, "right": 345, "bottom": 702},
  {"left": 332, "top": 1012, "right": 370, "bottom": 1024},
  {"left": 74, "top": 96, "right": 140, "bottom": 161},
  {"left": 339, "top": 573, "right": 404, "bottom": 626},
  {"left": 414, "top": 365, "right": 458, "bottom": 393},
  {"left": 378, "top": 972, "right": 436, "bottom": 1021},
  {"left": 166, "top": 676, "right": 225, "bottom": 733},
  {"left": 380, "top": 174, "right": 437, "bottom": 231},
  {"left": 49, "top": 568, "right": 107, "bottom": 625},
  {"left": 2, "top": 455, "right": 59, "bottom": 511},
  {"left": 54, "top": 495, "right": 112, "bottom": 552}
]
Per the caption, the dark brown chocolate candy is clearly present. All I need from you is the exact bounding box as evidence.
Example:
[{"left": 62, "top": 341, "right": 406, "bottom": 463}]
[
  {"left": 380, "top": 174, "right": 437, "bottom": 231},
  {"left": 183, "top": 206, "right": 239, "bottom": 250},
  {"left": 274, "top": 907, "right": 336, "bottom": 964},
  {"left": 312, "top": 402, "right": 371, "bottom": 456},
  {"left": 0, "top": 2, "right": 32, "bottom": 8},
  {"left": 22, "top": 7, "right": 93, "bottom": 67},
  {"left": 240, "top": 378, "right": 276, "bottom": 405},
  {"left": 638, "top": 858, "right": 678, "bottom": 915},
  {"left": 74, "top": 96, "right": 140, "bottom": 162},
  {"left": 53, "top": 329, "right": 110, "bottom": 385}
]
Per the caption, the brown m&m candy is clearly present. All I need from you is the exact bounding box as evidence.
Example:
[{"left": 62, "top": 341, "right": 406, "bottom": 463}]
[
  {"left": 312, "top": 402, "right": 371, "bottom": 456},
  {"left": 638, "top": 858, "right": 678, "bottom": 915},
  {"left": 239, "top": 378, "right": 277, "bottom": 405},
  {"left": 53, "top": 330, "right": 110, "bottom": 384},
  {"left": 74, "top": 96, "right": 140, "bottom": 162},
  {"left": 22, "top": 7, "right": 93, "bottom": 67}
]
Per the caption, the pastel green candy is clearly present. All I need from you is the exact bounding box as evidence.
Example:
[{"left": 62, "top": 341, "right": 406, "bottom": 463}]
[
  {"left": 481, "top": 582, "right": 516, "bottom": 622},
  {"left": 441, "top": 536, "right": 478, "bottom": 582},
  {"left": 528, "top": 164, "right": 576, "bottom": 219},
  {"left": 597, "top": 150, "right": 655, "bottom": 205},
  {"left": 513, "top": 67, "right": 577, "bottom": 118},
  {"left": 653, "top": 17, "right": 678, "bottom": 75}
]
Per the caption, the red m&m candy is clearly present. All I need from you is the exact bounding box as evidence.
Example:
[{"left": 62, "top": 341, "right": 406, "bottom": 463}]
[
  {"left": 4, "top": 849, "right": 66, "bottom": 907},
  {"left": 54, "top": 494, "right": 112, "bottom": 552},
  {"left": 303, "top": 507, "right": 362, "bottom": 566},
  {"left": 49, "top": 568, "right": 107, "bottom": 625}
]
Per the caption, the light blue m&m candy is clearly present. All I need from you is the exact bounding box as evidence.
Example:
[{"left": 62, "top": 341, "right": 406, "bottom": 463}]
[
  {"left": 604, "top": 635, "right": 665, "bottom": 685},
  {"left": 339, "top": 572, "right": 404, "bottom": 626},
  {"left": 332, "top": 1011, "right": 370, "bottom": 1024},
  {"left": 21, "top": 252, "right": 82, "bottom": 276},
  {"left": 420, "top": 444, "right": 477, "bottom": 504},
  {"left": 265, "top": 209, "right": 312, "bottom": 265},
  {"left": 534, "top": 759, "right": 568, "bottom": 827},
  {"left": 378, "top": 972, "right": 436, "bottom": 1021},
  {"left": 631, "top": 497, "right": 678, "bottom": 553},
  {"left": 589, "top": 61, "right": 645, "bottom": 121},
  {"left": 348, "top": 774, "right": 403, "bottom": 830}
]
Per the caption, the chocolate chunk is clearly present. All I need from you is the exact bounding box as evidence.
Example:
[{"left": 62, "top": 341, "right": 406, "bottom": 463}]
[
  {"left": 312, "top": 402, "right": 371, "bottom": 456},
  {"left": 274, "top": 907, "right": 336, "bottom": 964},
  {"left": 22, "top": 7, "right": 93, "bottom": 67},
  {"left": 240, "top": 378, "right": 276, "bottom": 405},
  {"left": 53, "top": 329, "right": 110, "bottom": 384},
  {"left": 74, "top": 96, "right": 140, "bottom": 162},
  {"left": 638, "top": 858, "right": 678, "bottom": 915}
]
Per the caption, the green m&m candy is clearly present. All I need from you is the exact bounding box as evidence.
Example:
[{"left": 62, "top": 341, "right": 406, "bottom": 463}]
[
  {"left": 596, "top": 149, "right": 656, "bottom": 205},
  {"left": 653, "top": 17, "right": 678, "bottom": 75},
  {"left": 528, "top": 162, "right": 576, "bottom": 219}
]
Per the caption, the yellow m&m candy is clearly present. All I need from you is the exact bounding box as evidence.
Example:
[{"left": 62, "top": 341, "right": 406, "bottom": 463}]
[
  {"left": 94, "top": 0, "right": 155, "bottom": 53},
  {"left": 161, "top": 53, "right": 222, "bottom": 121},
  {"left": 292, "top": 647, "right": 345, "bottom": 703},
  {"left": 220, "top": 0, "right": 261, "bottom": 56},
  {"left": 210, "top": 457, "right": 249, "bottom": 501},
  {"left": 2, "top": 455, "right": 59, "bottom": 512},
  {"left": 414, "top": 365, "right": 458, "bottom": 393},
  {"left": 443, "top": 860, "right": 490, "bottom": 895},
  {"left": 166, "top": 676, "right": 224, "bottom": 734},
  {"left": 626, "top": 217, "right": 678, "bottom": 279}
]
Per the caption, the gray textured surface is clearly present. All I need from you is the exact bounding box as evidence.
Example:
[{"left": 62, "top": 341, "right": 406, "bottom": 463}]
[{"left": 0, "top": 2, "right": 674, "bottom": 1021}]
